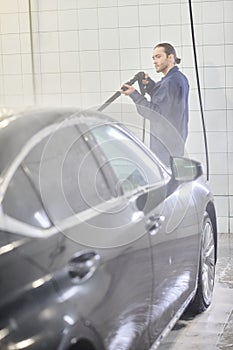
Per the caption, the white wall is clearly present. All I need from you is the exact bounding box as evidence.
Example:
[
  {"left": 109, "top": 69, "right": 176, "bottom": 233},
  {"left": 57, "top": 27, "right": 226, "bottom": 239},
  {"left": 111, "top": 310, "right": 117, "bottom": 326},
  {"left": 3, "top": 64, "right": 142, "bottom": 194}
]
[{"left": 0, "top": 0, "right": 232, "bottom": 233}]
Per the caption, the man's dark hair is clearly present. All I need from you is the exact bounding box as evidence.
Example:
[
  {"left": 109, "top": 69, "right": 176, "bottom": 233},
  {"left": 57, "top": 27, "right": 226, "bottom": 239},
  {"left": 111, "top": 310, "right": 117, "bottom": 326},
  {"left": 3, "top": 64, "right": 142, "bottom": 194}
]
[{"left": 154, "top": 43, "right": 181, "bottom": 64}]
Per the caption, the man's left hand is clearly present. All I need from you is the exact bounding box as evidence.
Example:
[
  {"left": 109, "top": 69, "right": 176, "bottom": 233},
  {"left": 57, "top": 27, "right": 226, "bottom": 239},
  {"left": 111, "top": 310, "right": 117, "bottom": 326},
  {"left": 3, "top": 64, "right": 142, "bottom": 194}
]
[{"left": 120, "top": 84, "right": 135, "bottom": 95}]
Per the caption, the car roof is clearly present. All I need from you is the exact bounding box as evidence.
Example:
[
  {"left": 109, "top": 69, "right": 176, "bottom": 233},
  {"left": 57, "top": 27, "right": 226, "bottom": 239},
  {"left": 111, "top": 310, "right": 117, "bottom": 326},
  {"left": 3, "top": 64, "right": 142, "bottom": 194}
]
[{"left": 0, "top": 106, "right": 114, "bottom": 178}]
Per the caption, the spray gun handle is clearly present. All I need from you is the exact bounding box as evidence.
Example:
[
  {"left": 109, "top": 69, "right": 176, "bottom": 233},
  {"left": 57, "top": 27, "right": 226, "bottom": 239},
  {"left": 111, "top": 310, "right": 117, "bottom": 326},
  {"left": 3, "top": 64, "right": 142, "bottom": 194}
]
[
  {"left": 124, "top": 71, "right": 146, "bottom": 95},
  {"left": 125, "top": 71, "right": 145, "bottom": 86}
]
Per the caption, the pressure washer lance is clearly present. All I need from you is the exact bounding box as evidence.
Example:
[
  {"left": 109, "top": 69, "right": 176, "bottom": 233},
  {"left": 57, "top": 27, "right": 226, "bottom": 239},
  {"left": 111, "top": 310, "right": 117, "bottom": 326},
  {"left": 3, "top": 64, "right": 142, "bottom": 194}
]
[{"left": 97, "top": 71, "right": 146, "bottom": 112}]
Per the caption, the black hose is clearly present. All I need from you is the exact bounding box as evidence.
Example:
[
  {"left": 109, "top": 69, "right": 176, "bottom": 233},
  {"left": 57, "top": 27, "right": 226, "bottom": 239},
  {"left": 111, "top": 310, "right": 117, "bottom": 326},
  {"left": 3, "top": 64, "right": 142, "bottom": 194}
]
[
  {"left": 188, "top": 0, "right": 209, "bottom": 180},
  {"left": 28, "top": 0, "right": 36, "bottom": 104}
]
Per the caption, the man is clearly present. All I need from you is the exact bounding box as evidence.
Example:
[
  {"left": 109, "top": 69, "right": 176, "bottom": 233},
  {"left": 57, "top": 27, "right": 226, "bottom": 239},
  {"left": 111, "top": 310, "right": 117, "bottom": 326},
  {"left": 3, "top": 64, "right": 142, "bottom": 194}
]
[{"left": 121, "top": 43, "right": 189, "bottom": 167}]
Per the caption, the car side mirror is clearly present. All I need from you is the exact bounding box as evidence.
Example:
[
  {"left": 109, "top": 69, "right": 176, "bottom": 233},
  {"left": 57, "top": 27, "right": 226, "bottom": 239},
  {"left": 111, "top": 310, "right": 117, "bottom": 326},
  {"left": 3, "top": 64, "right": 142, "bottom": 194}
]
[{"left": 170, "top": 157, "right": 203, "bottom": 182}]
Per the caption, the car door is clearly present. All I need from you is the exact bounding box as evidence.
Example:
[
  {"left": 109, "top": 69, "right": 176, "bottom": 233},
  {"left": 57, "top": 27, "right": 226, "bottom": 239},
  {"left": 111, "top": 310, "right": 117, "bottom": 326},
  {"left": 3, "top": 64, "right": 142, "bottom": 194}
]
[
  {"left": 145, "top": 175, "right": 200, "bottom": 343},
  {"left": 94, "top": 124, "right": 201, "bottom": 345}
]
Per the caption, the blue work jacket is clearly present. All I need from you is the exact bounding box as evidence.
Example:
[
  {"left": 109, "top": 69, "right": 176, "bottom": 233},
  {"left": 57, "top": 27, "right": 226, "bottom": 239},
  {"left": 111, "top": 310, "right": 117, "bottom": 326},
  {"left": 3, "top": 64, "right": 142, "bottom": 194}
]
[{"left": 130, "top": 66, "right": 189, "bottom": 166}]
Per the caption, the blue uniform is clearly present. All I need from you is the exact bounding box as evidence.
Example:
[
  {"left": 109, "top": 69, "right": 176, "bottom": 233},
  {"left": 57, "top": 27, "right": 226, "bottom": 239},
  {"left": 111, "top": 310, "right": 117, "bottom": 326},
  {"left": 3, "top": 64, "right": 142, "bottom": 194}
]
[{"left": 129, "top": 66, "right": 189, "bottom": 166}]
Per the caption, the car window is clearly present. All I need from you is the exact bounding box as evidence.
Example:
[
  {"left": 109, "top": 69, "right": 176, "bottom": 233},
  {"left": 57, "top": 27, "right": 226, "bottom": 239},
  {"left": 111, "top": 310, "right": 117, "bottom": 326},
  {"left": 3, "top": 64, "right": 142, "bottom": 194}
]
[
  {"left": 2, "top": 166, "right": 51, "bottom": 229},
  {"left": 90, "top": 124, "right": 163, "bottom": 193},
  {"left": 24, "top": 125, "right": 112, "bottom": 223}
]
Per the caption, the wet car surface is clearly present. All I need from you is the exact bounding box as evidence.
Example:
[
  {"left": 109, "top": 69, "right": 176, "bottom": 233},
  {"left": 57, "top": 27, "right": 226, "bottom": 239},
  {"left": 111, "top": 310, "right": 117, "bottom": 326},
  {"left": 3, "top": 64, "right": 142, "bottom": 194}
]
[{"left": 0, "top": 107, "right": 217, "bottom": 350}]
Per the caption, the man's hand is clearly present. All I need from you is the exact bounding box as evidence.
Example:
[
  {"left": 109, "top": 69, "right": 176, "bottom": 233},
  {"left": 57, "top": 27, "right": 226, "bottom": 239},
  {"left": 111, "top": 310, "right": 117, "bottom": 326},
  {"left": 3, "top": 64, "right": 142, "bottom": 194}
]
[{"left": 120, "top": 84, "right": 135, "bottom": 96}]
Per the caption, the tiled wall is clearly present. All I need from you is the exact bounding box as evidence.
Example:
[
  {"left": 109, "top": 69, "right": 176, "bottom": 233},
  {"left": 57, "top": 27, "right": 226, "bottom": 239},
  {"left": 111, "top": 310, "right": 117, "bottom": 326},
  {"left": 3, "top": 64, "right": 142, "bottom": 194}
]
[{"left": 0, "top": 0, "right": 232, "bottom": 232}]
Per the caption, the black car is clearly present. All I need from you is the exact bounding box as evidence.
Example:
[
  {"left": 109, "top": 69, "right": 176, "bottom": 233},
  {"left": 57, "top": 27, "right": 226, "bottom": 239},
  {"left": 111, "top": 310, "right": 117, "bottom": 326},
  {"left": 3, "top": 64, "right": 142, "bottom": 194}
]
[{"left": 0, "top": 107, "right": 217, "bottom": 350}]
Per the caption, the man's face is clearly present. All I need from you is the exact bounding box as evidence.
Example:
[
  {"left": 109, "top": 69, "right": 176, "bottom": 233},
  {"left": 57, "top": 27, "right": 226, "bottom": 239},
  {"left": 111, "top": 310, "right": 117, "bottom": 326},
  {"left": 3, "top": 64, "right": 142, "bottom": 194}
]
[{"left": 152, "top": 46, "right": 174, "bottom": 75}]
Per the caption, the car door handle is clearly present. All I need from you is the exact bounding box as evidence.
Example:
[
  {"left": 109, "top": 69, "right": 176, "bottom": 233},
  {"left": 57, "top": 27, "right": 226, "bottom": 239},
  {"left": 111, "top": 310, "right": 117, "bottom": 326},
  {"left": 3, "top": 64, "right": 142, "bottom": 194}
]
[
  {"left": 146, "top": 215, "right": 165, "bottom": 235},
  {"left": 68, "top": 251, "right": 101, "bottom": 283}
]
